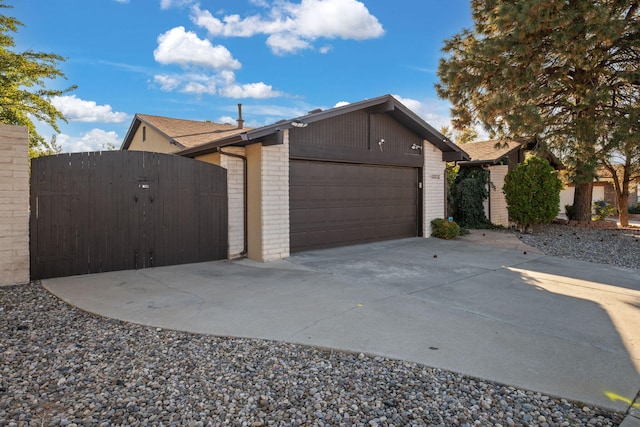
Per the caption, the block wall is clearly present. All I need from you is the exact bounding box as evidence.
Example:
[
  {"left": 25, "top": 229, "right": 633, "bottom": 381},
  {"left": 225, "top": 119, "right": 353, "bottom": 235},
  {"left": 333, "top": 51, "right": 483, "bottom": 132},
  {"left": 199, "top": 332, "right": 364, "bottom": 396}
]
[
  {"left": 0, "top": 125, "right": 30, "bottom": 286},
  {"left": 259, "top": 134, "right": 290, "bottom": 261},
  {"left": 423, "top": 141, "right": 447, "bottom": 238},
  {"left": 246, "top": 134, "right": 290, "bottom": 262},
  {"left": 220, "top": 147, "right": 246, "bottom": 257}
]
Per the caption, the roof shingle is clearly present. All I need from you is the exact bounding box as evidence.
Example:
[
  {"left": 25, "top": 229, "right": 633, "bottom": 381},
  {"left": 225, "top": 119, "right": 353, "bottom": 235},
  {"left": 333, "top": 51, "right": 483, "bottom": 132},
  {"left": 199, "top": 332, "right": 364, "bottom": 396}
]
[
  {"left": 458, "top": 139, "right": 521, "bottom": 163},
  {"left": 137, "top": 114, "right": 250, "bottom": 148}
]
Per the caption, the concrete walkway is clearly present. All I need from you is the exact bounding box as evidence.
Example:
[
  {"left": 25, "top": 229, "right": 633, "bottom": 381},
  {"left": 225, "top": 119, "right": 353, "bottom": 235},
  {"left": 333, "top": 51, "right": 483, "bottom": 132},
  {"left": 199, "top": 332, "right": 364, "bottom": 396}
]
[{"left": 43, "top": 233, "right": 640, "bottom": 419}]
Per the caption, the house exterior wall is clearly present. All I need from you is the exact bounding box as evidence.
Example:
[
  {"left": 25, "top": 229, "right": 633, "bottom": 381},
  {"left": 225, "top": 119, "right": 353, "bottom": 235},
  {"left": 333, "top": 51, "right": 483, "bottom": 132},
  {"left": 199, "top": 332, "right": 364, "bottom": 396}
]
[
  {"left": 0, "top": 125, "right": 29, "bottom": 286},
  {"left": 246, "top": 134, "right": 290, "bottom": 262},
  {"left": 289, "top": 109, "right": 423, "bottom": 167},
  {"left": 423, "top": 140, "right": 446, "bottom": 237},
  {"left": 196, "top": 148, "right": 246, "bottom": 258},
  {"left": 559, "top": 184, "right": 611, "bottom": 216},
  {"left": 488, "top": 165, "right": 509, "bottom": 227},
  {"left": 592, "top": 184, "right": 605, "bottom": 205},
  {"left": 127, "top": 124, "right": 176, "bottom": 153}
]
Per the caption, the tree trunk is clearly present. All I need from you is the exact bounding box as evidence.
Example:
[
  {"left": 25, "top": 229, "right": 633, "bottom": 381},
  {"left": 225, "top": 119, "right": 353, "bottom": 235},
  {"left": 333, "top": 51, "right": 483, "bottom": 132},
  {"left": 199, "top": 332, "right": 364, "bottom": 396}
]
[
  {"left": 618, "top": 193, "right": 629, "bottom": 227},
  {"left": 573, "top": 181, "right": 593, "bottom": 222}
]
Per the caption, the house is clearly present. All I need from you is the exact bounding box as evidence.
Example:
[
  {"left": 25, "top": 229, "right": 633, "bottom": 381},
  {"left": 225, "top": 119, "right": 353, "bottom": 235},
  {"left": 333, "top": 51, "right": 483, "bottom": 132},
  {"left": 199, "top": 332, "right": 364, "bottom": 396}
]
[
  {"left": 456, "top": 139, "right": 525, "bottom": 227},
  {"left": 559, "top": 165, "right": 640, "bottom": 214},
  {"left": 121, "top": 113, "right": 250, "bottom": 154},
  {"left": 122, "top": 94, "right": 469, "bottom": 262}
]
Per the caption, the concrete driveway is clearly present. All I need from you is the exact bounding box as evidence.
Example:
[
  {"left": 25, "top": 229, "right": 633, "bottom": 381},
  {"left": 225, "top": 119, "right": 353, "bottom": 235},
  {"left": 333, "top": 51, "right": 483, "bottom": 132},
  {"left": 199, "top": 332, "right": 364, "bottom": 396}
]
[{"left": 43, "top": 234, "right": 640, "bottom": 414}]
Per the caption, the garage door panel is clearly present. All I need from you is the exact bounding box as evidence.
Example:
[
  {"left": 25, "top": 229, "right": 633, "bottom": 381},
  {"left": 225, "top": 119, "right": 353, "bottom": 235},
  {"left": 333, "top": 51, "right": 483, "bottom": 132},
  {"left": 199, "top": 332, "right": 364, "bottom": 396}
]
[{"left": 290, "top": 160, "right": 419, "bottom": 252}]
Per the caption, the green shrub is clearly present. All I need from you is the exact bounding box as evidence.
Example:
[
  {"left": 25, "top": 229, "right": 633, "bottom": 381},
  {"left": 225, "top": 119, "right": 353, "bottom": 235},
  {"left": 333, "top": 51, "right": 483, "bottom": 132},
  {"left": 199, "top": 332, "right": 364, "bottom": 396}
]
[
  {"left": 503, "top": 157, "right": 562, "bottom": 232},
  {"left": 446, "top": 163, "right": 459, "bottom": 218},
  {"left": 450, "top": 167, "right": 492, "bottom": 228},
  {"left": 628, "top": 204, "right": 640, "bottom": 214},
  {"left": 592, "top": 200, "right": 616, "bottom": 221},
  {"left": 431, "top": 218, "right": 461, "bottom": 239}
]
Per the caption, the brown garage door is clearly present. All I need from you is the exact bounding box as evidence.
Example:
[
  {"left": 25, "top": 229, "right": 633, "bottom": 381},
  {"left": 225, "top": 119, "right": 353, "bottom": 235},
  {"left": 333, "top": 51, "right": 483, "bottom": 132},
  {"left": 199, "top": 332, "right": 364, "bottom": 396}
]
[{"left": 290, "top": 160, "right": 420, "bottom": 252}]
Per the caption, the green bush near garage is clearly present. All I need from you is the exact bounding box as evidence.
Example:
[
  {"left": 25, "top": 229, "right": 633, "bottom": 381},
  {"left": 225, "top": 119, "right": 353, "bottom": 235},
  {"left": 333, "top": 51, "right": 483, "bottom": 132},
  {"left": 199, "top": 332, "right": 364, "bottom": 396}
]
[{"left": 431, "top": 218, "right": 461, "bottom": 239}]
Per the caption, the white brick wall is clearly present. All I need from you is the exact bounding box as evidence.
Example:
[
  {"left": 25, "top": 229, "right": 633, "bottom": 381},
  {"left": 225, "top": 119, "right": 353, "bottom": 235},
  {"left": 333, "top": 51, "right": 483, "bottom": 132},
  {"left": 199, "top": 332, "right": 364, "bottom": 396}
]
[
  {"left": 0, "top": 125, "right": 30, "bottom": 286},
  {"left": 246, "top": 133, "right": 290, "bottom": 262},
  {"left": 259, "top": 133, "right": 290, "bottom": 261},
  {"left": 422, "top": 141, "right": 446, "bottom": 238},
  {"left": 218, "top": 147, "right": 246, "bottom": 257},
  {"left": 488, "top": 165, "right": 509, "bottom": 227}
]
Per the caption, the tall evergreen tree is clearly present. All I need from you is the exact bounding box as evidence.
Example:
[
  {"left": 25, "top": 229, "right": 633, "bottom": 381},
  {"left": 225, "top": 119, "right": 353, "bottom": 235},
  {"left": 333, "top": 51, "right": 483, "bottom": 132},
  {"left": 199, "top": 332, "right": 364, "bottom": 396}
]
[
  {"left": 0, "top": 1, "right": 76, "bottom": 155},
  {"left": 436, "top": 0, "right": 639, "bottom": 221}
]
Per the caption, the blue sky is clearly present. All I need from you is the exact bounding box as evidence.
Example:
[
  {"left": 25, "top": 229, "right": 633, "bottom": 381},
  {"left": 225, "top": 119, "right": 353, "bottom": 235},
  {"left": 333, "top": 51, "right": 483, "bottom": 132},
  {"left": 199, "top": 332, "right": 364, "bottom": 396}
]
[{"left": 13, "top": 0, "right": 473, "bottom": 152}]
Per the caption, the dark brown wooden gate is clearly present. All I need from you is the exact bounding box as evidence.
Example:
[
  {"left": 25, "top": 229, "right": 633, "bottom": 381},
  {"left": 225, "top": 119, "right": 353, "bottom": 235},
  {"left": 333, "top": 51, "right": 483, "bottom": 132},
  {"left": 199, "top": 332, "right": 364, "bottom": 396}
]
[{"left": 30, "top": 151, "right": 227, "bottom": 280}]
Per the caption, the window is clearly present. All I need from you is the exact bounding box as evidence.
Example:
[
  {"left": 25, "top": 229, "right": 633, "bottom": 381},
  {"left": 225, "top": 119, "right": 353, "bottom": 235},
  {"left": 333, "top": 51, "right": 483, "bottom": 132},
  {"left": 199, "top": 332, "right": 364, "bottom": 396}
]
[{"left": 142, "top": 126, "right": 146, "bottom": 142}]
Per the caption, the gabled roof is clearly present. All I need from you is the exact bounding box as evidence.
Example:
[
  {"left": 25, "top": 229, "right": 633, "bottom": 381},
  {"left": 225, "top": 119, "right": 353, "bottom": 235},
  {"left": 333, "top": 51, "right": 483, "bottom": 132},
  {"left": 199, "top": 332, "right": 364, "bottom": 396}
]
[
  {"left": 120, "top": 114, "right": 250, "bottom": 150},
  {"left": 457, "top": 139, "right": 522, "bottom": 165},
  {"left": 177, "top": 94, "right": 470, "bottom": 161}
]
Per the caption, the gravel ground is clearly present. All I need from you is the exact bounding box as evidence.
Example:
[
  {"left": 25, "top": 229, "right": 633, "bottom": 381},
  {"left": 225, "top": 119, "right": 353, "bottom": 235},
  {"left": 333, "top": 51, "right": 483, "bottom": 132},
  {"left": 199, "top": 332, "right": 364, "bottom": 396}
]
[
  {"left": 2, "top": 225, "right": 636, "bottom": 426},
  {"left": 516, "top": 223, "right": 640, "bottom": 269},
  {"left": 1, "top": 282, "right": 625, "bottom": 426}
]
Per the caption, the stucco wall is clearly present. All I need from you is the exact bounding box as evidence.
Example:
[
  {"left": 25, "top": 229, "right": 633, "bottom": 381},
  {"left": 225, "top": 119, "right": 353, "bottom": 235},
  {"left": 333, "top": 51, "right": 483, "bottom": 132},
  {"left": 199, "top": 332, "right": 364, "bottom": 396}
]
[
  {"left": 559, "top": 184, "right": 611, "bottom": 216},
  {"left": 127, "top": 124, "right": 176, "bottom": 153},
  {"left": 0, "top": 125, "right": 30, "bottom": 286},
  {"left": 423, "top": 140, "right": 446, "bottom": 237},
  {"left": 488, "top": 165, "right": 509, "bottom": 227}
]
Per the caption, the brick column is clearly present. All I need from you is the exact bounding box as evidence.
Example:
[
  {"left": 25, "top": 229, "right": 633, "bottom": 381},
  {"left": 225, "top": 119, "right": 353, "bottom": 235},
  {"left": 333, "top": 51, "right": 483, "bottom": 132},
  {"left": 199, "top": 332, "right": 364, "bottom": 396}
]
[
  {"left": 423, "top": 140, "right": 446, "bottom": 238},
  {"left": 0, "top": 125, "right": 30, "bottom": 285},
  {"left": 246, "top": 132, "right": 290, "bottom": 262}
]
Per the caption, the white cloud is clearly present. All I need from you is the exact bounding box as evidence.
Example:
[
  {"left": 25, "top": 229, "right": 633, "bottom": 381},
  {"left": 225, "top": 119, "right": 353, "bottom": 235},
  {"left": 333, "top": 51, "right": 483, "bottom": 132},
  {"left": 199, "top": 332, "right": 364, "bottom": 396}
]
[
  {"left": 56, "top": 129, "right": 121, "bottom": 153},
  {"left": 160, "top": 0, "right": 193, "bottom": 10},
  {"left": 392, "top": 94, "right": 490, "bottom": 141},
  {"left": 216, "top": 115, "right": 237, "bottom": 125},
  {"left": 153, "top": 74, "right": 181, "bottom": 91},
  {"left": 220, "top": 82, "right": 282, "bottom": 99},
  {"left": 154, "top": 26, "right": 241, "bottom": 70},
  {"left": 51, "top": 95, "right": 129, "bottom": 123},
  {"left": 266, "top": 33, "right": 311, "bottom": 55},
  {"left": 392, "top": 94, "right": 452, "bottom": 132},
  {"left": 333, "top": 101, "right": 350, "bottom": 108},
  {"left": 152, "top": 71, "right": 281, "bottom": 99},
  {"left": 190, "top": 0, "right": 384, "bottom": 55},
  {"left": 151, "top": 23, "right": 283, "bottom": 99},
  {"left": 114, "top": 0, "right": 129, "bottom": 3}
]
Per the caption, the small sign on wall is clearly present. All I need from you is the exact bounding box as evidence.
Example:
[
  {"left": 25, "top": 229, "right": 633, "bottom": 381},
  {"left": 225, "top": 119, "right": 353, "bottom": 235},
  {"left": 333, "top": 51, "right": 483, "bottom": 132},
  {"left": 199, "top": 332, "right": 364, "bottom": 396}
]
[{"left": 430, "top": 174, "right": 441, "bottom": 180}]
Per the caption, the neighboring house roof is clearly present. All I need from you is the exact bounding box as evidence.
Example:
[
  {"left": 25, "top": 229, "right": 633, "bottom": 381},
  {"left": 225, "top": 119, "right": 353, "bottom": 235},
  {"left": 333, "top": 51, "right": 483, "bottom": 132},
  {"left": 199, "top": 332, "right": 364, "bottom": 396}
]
[
  {"left": 457, "top": 139, "right": 522, "bottom": 165},
  {"left": 120, "top": 114, "right": 250, "bottom": 150},
  {"left": 176, "top": 94, "right": 470, "bottom": 162},
  {"left": 596, "top": 165, "right": 640, "bottom": 183}
]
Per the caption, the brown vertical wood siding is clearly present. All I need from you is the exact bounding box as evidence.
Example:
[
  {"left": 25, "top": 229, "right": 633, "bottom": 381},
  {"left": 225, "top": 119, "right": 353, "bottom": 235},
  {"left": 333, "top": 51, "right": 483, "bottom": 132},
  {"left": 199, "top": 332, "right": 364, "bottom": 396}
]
[{"left": 290, "top": 109, "right": 424, "bottom": 167}]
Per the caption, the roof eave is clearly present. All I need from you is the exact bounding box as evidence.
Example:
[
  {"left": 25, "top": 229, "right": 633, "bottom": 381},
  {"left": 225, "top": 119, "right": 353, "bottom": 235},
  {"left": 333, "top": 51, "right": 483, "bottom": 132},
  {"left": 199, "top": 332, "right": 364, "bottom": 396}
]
[
  {"left": 120, "top": 115, "right": 142, "bottom": 150},
  {"left": 176, "top": 94, "right": 471, "bottom": 161},
  {"left": 177, "top": 134, "right": 245, "bottom": 157}
]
